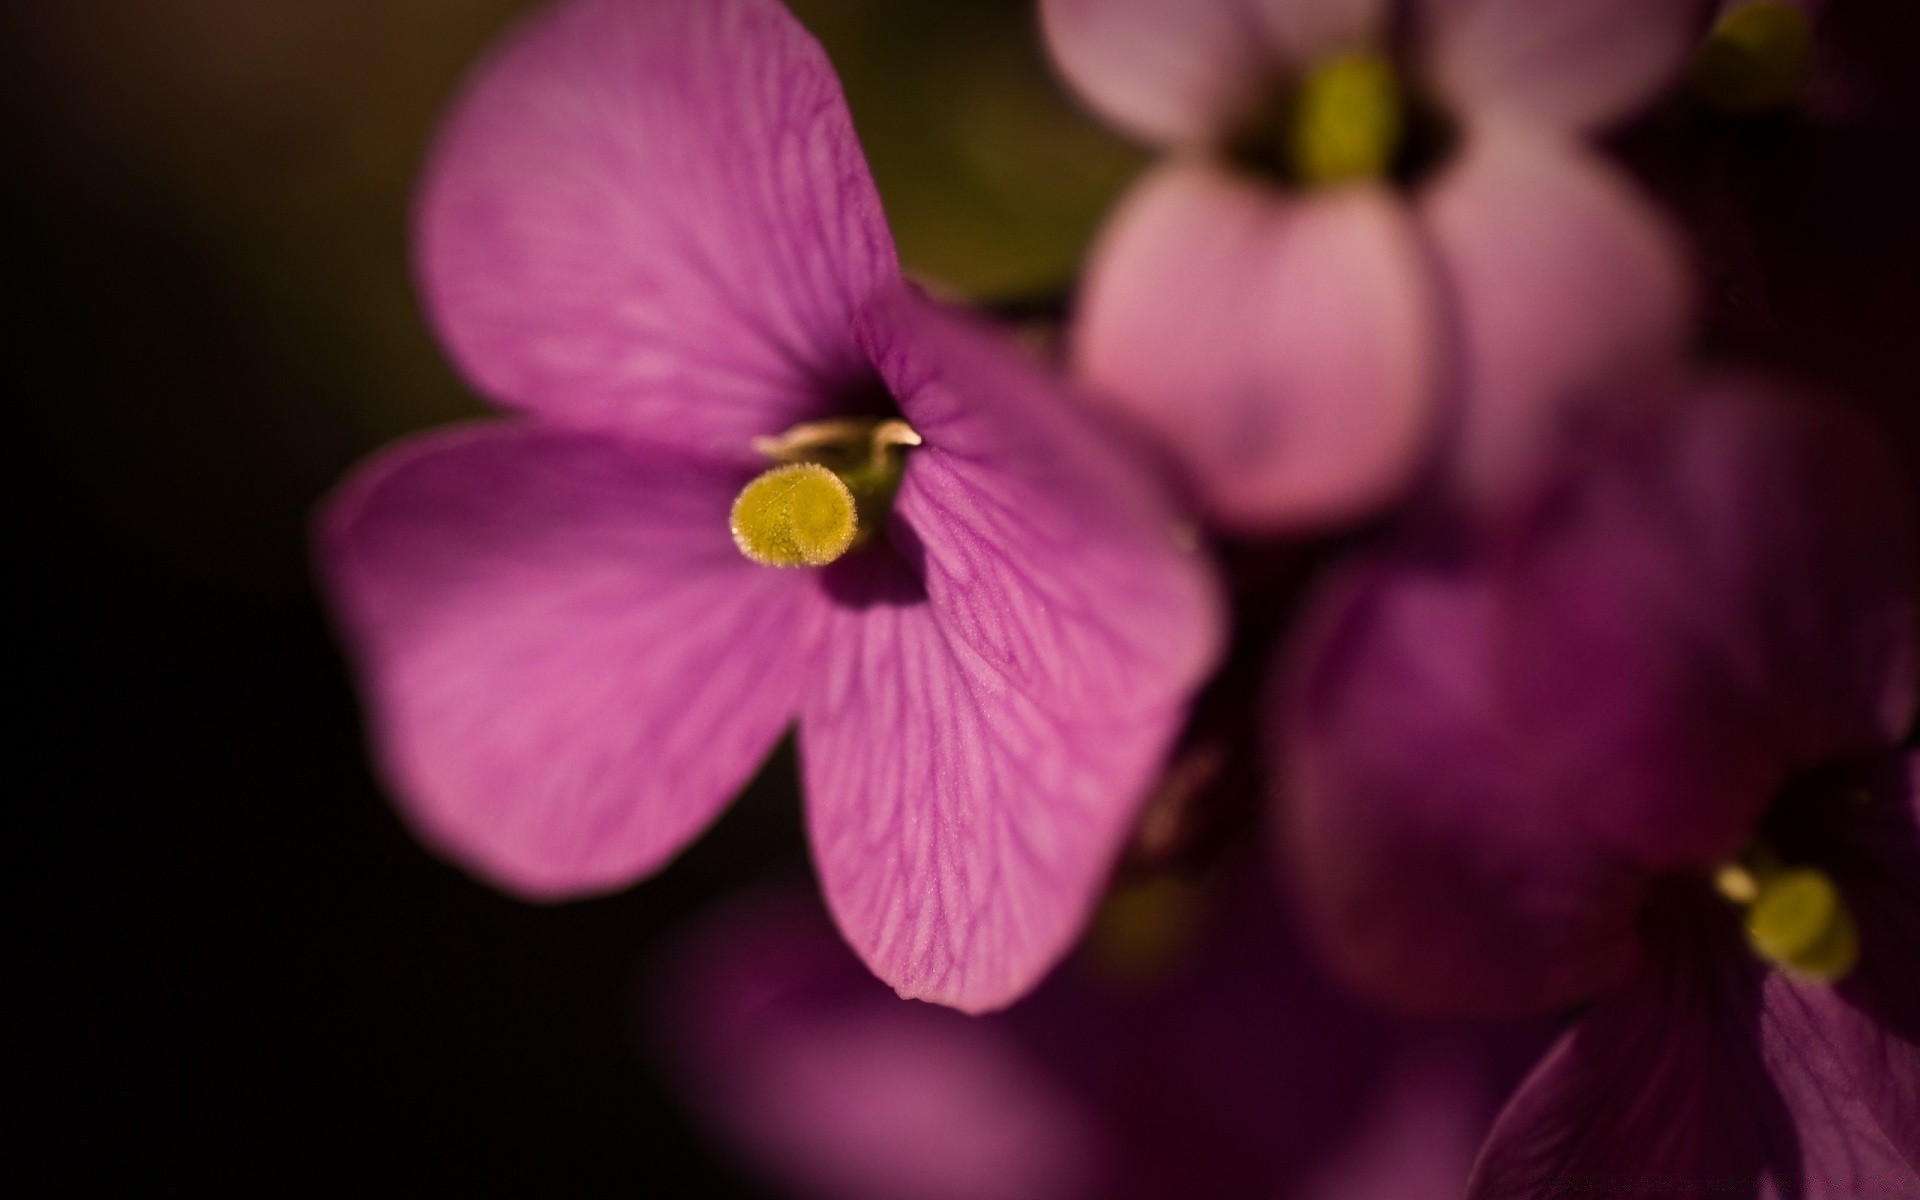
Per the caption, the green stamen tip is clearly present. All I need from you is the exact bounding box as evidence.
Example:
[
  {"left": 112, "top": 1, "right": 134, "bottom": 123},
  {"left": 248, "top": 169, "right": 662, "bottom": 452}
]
[
  {"left": 1744, "top": 866, "right": 1859, "bottom": 983},
  {"left": 1291, "top": 51, "right": 1401, "bottom": 185},
  {"left": 1695, "top": 1, "right": 1813, "bottom": 113},
  {"left": 730, "top": 462, "right": 858, "bottom": 568}
]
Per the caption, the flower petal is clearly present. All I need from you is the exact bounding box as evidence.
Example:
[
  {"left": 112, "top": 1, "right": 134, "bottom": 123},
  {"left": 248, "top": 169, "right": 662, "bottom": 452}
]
[
  {"left": 1277, "top": 552, "right": 1652, "bottom": 1016},
  {"left": 656, "top": 875, "right": 1536, "bottom": 1200},
  {"left": 415, "top": 0, "right": 897, "bottom": 457},
  {"left": 1653, "top": 379, "right": 1919, "bottom": 763},
  {"left": 799, "top": 291, "right": 1222, "bottom": 1010},
  {"left": 1467, "top": 894, "right": 1805, "bottom": 1200},
  {"left": 319, "top": 423, "right": 821, "bottom": 897},
  {"left": 802, "top": 574, "right": 1199, "bottom": 1013},
  {"left": 1040, "top": 0, "right": 1387, "bottom": 147},
  {"left": 1774, "top": 752, "right": 1920, "bottom": 1177},
  {"left": 1277, "top": 386, "right": 1913, "bottom": 1014},
  {"left": 1074, "top": 163, "right": 1439, "bottom": 531},
  {"left": 1423, "top": 128, "right": 1693, "bottom": 511},
  {"left": 1469, "top": 886, "right": 1920, "bottom": 1199},
  {"left": 867, "top": 287, "right": 1225, "bottom": 717},
  {"left": 1422, "top": 0, "right": 1705, "bottom": 132},
  {"left": 656, "top": 891, "right": 1108, "bottom": 1200}
]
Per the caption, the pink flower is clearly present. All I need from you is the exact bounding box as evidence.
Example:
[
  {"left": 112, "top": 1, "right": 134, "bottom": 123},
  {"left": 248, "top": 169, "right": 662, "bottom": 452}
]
[
  {"left": 318, "top": 0, "right": 1221, "bottom": 1013},
  {"left": 1042, "top": 0, "right": 1703, "bottom": 529}
]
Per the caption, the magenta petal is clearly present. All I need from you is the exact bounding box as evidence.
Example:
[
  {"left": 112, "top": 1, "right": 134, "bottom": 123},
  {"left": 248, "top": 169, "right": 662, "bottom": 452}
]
[
  {"left": 804, "top": 601, "right": 1190, "bottom": 1013},
  {"left": 800, "top": 292, "right": 1223, "bottom": 1013},
  {"left": 870, "top": 288, "right": 1225, "bottom": 716},
  {"left": 1278, "top": 554, "right": 1651, "bottom": 1016},
  {"left": 658, "top": 892, "right": 1110, "bottom": 1200},
  {"left": 1279, "top": 388, "right": 1916, "bottom": 1015},
  {"left": 1423, "top": 0, "right": 1705, "bottom": 132},
  {"left": 319, "top": 423, "right": 821, "bottom": 896},
  {"left": 415, "top": 0, "right": 897, "bottom": 457},
  {"left": 1467, "top": 896, "right": 1804, "bottom": 1200},
  {"left": 1782, "top": 753, "right": 1920, "bottom": 1177},
  {"left": 1423, "top": 129, "right": 1692, "bottom": 511},
  {"left": 1075, "top": 164, "right": 1439, "bottom": 531},
  {"left": 657, "top": 876, "right": 1534, "bottom": 1200},
  {"left": 1639, "top": 379, "right": 1919, "bottom": 766},
  {"left": 1470, "top": 888, "right": 1920, "bottom": 1199}
]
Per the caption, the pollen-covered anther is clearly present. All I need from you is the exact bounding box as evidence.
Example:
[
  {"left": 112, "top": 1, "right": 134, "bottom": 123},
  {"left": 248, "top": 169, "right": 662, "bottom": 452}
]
[
  {"left": 1290, "top": 51, "right": 1402, "bottom": 185},
  {"left": 1738, "top": 866, "right": 1860, "bottom": 983},
  {"left": 730, "top": 462, "right": 859, "bottom": 568},
  {"left": 1694, "top": 1, "right": 1813, "bottom": 113}
]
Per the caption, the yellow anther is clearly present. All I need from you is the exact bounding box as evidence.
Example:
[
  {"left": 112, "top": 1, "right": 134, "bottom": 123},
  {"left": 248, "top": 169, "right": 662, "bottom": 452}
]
[
  {"left": 1291, "top": 52, "right": 1401, "bottom": 185},
  {"left": 729, "top": 462, "right": 858, "bottom": 568},
  {"left": 1695, "top": 1, "right": 1813, "bottom": 113},
  {"left": 1743, "top": 867, "right": 1859, "bottom": 983}
]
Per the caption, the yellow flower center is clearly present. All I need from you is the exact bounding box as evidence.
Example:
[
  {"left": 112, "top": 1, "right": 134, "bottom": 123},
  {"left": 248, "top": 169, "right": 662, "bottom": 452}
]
[
  {"left": 1290, "top": 52, "right": 1402, "bottom": 185},
  {"left": 729, "top": 416, "right": 921, "bottom": 569},
  {"left": 1716, "top": 860, "right": 1859, "bottom": 982},
  {"left": 730, "top": 463, "right": 859, "bottom": 568},
  {"left": 1694, "top": 1, "right": 1813, "bottom": 113}
]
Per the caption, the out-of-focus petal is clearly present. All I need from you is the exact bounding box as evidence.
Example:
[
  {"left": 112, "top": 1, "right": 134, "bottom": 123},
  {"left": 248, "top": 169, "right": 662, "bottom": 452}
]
[
  {"left": 415, "top": 0, "right": 897, "bottom": 457},
  {"left": 655, "top": 876, "right": 1539, "bottom": 1200},
  {"left": 1039, "top": 0, "right": 1283, "bottom": 147},
  {"left": 1628, "top": 380, "right": 1918, "bottom": 765},
  {"left": 319, "top": 423, "right": 820, "bottom": 897},
  {"left": 1295, "top": 1053, "right": 1491, "bottom": 1200},
  {"left": 1277, "top": 553, "right": 1653, "bottom": 1016},
  {"left": 1497, "top": 386, "right": 1916, "bottom": 866},
  {"left": 1470, "top": 882, "right": 1920, "bottom": 1199},
  {"left": 658, "top": 891, "right": 1107, "bottom": 1200},
  {"left": 1074, "top": 163, "right": 1438, "bottom": 531},
  {"left": 1278, "top": 388, "right": 1912, "bottom": 1014},
  {"left": 1422, "top": 0, "right": 1705, "bottom": 132},
  {"left": 1423, "top": 128, "right": 1692, "bottom": 511},
  {"left": 796, "top": 290, "right": 1222, "bottom": 1012}
]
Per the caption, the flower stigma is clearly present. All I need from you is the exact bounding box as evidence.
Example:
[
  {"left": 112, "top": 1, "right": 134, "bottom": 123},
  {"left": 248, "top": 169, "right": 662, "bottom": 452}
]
[
  {"left": 1715, "top": 860, "right": 1859, "bottom": 982},
  {"left": 1693, "top": 1, "right": 1813, "bottom": 113},
  {"left": 730, "top": 416, "right": 921, "bottom": 568},
  {"left": 1290, "top": 52, "right": 1402, "bottom": 185}
]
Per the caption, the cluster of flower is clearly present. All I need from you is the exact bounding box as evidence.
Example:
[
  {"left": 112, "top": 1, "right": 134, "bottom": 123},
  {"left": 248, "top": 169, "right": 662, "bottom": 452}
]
[{"left": 317, "top": 0, "right": 1918, "bottom": 1195}]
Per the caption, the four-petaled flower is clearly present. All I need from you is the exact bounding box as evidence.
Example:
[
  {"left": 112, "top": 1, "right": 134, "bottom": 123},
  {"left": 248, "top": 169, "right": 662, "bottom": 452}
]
[
  {"left": 319, "top": 0, "right": 1221, "bottom": 1013},
  {"left": 1042, "top": 0, "right": 1702, "bottom": 528}
]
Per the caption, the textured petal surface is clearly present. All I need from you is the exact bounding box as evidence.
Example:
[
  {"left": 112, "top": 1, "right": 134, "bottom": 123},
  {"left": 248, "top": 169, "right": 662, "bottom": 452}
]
[
  {"left": 1468, "top": 893, "right": 1807, "bottom": 1200},
  {"left": 1040, "top": 0, "right": 1385, "bottom": 147},
  {"left": 875, "top": 289, "right": 1224, "bottom": 716},
  {"left": 1423, "top": 127, "right": 1693, "bottom": 511},
  {"left": 416, "top": 0, "right": 897, "bottom": 458},
  {"left": 802, "top": 289, "right": 1224, "bottom": 1012},
  {"left": 1277, "top": 386, "right": 1916, "bottom": 1014},
  {"left": 1423, "top": 0, "right": 1705, "bottom": 132},
  {"left": 1075, "top": 163, "right": 1438, "bottom": 531},
  {"left": 320, "top": 424, "right": 821, "bottom": 896},
  {"left": 1470, "top": 877, "right": 1920, "bottom": 1200}
]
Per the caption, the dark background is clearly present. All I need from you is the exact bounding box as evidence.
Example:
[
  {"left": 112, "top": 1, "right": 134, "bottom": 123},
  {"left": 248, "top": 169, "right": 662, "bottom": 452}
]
[{"left": 6, "top": 0, "right": 1132, "bottom": 1191}]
